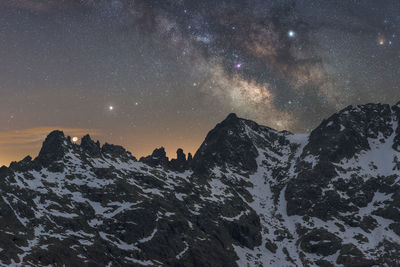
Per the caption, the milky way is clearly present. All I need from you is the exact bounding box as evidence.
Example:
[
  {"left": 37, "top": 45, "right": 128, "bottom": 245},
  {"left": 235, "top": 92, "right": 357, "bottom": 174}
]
[{"left": 0, "top": 0, "right": 399, "bottom": 165}]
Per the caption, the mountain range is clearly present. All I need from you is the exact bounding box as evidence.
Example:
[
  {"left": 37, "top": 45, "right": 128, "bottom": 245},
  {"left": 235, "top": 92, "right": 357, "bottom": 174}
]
[{"left": 1, "top": 102, "right": 400, "bottom": 266}]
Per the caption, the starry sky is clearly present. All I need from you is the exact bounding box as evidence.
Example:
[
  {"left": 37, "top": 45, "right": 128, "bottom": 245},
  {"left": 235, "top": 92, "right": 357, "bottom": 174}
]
[{"left": 0, "top": 0, "right": 399, "bottom": 166}]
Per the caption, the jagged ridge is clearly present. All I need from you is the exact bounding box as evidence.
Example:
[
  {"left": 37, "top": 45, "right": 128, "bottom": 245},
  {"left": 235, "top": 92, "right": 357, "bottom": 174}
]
[{"left": 0, "top": 102, "right": 400, "bottom": 266}]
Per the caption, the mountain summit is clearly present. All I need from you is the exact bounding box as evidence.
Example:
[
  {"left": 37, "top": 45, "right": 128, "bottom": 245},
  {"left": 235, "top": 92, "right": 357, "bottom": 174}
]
[{"left": 1, "top": 102, "right": 400, "bottom": 266}]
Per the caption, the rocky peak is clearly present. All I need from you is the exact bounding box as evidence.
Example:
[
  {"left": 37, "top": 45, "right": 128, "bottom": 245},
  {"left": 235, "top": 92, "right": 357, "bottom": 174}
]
[
  {"left": 170, "top": 148, "right": 188, "bottom": 172},
  {"left": 80, "top": 134, "right": 101, "bottom": 157},
  {"left": 139, "top": 147, "right": 169, "bottom": 167},
  {"left": 224, "top": 112, "right": 240, "bottom": 124},
  {"left": 176, "top": 148, "right": 186, "bottom": 161},
  {"left": 303, "top": 103, "right": 394, "bottom": 162},
  {"left": 9, "top": 156, "right": 33, "bottom": 172},
  {"left": 192, "top": 113, "right": 260, "bottom": 174},
  {"left": 287, "top": 102, "right": 400, "bottom": 221},
  {"left": 0, "top": 165, "right": 8, "bottom": 177},
  {"left": 36, "top": 130, "right": 69, "bottom": 167},
  {"left": 34, "top": 131, "right": 138, "bottom": 168},
  {"left": 139, "top": 147, "right": 192, "bottom": 172},
  {"left": 101, "top": 143, "right": 136, "bottom": 162}
]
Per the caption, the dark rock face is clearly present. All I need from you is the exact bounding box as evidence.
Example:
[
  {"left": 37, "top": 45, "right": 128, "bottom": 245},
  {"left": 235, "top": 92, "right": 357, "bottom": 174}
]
[
  {"left": 139, "top": 147, "right": 169, "bottom": 167},
  {"left": 176, "top": 148, "right": 186, "bottom": 162},
  {"left": 192, "top": 113, "right": 291, "bottom": 176},
  {"left": 300, "top": 229, "right": 342, "bottom": 256},
  {"left": 102, "top": 143, "right": 136, "bottom": 162},
  {"left": 9, "top": 156, "right": 33, "bottom": 172},
  {"left": 170, "top": 149, "right": 188, "bottom": 172},
  {"left": 336, "top": 244, "right": 376, "bottom": 266},
  {"left": 140, "top": 147, "right": 191, "bottom": 172},
  {"left": 286, "top": 103, "right": 400, "bottom": 221},
  {"left": 304, "top": 103, "right": 393, "bottom": 162},
  {"left": 36, "top": 130, "right": 69, "bottom": 167},
  {"left": 1, "top": 102, "right": 400, "bottom": 266},
  {"left": 80, "top": 134, "right": 101, "bottom": 157},
  {"left": 192, "top": 113, "right": 259, "bottom": 174}
]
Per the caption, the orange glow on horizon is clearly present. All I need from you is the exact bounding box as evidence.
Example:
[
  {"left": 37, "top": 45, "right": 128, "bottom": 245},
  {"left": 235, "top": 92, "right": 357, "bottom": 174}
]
[{"left": 0, "top": 126, "right": 203, "bottom": 167}]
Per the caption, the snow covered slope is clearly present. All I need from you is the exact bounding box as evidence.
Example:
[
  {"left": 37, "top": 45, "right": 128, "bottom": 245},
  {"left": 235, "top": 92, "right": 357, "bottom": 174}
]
[{"left": 1, "top": 102, "right": 400, "bottom": 266}]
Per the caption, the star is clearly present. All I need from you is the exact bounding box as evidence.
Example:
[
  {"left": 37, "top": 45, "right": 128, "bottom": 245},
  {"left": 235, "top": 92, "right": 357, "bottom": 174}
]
[
  {"left": 234, "top": 63, "right": 243, "bottom": 69},
  {"left": 378, "top": 35, "right": 386, "bottom": 45},
  {"left": 288, "top": 30, "right": 296, "bottom": 38},
  {"left": 109, "top": 105, "right": 114, "bottom": 111}
]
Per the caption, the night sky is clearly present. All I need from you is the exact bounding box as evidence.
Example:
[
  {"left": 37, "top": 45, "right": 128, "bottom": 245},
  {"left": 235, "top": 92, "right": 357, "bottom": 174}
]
[{"left": 1, "top": 0, "right": 399, "bottom": 166}]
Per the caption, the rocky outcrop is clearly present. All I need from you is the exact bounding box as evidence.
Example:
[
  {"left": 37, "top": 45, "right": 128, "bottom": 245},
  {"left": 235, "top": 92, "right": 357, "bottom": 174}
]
[
  {"left": 286, "top": 102, "right": 400, "bottom": 221},
  {"left": 1, "top": 102, "right": 400, "bottom": 266},
  {"left": 170, "top": 149, "right": 188, "bottom": 172},
  {"left": 36, "top": 130, "right": 69, "bottom": 167},
  {"left": 102, "top": 143, "right": 136, "bottom": 162},
  {"left": 140, "top": 147, "right": 192, "bottom": 172},
  {"left": 299, "top": 228, "right": 342, "bottom": 256},
  {"left": 303, "top": 103, "right": 393, "bottom": 162},
  {"left": 80, "top": 134, "right": 101, "bottom": 157},
  {"left": 139, "top": 147, "right": 169, "bottom": 167},
  {"left": 192, "top": 113, "right": 259, "bottom": 174}
]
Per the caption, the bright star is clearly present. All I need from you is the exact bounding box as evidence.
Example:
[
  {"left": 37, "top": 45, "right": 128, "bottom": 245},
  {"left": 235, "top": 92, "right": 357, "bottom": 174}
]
[
  {"left": 288, "top": 30, "right": 295, "bottom": 38},
  {"left": 109, "top": 105, "right": 114, "bottom": 111},
  {"left": 235, "top": 63, "right": 242, "bottom": 69}
]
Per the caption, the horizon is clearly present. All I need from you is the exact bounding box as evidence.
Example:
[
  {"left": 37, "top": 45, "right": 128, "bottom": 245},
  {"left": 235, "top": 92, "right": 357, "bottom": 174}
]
[
  {"left": 0, "top": 113, "right": 236, "bottom": 166},
  {"left": 0, "top": 126, "right": 201, "bottom": 167},
  {"left": 2, "top": 99, "right": 400, "bottom": 167}
]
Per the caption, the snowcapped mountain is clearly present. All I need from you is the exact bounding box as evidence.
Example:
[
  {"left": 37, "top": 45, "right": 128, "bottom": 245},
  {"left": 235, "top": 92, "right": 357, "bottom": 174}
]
[{"left": 1, "top": 102, "right": 400, "bottom": 266}]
